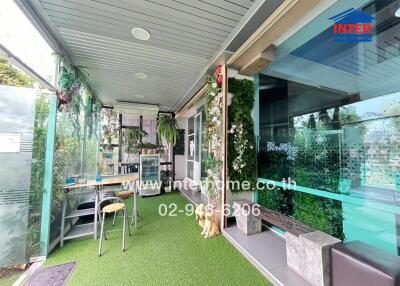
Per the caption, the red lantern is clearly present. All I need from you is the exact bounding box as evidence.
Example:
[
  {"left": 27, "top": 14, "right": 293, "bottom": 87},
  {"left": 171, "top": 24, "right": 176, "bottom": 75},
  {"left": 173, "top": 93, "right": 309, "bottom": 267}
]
[
  {"left": 217, "top": 74, "right": 223, "bottom": 85},
  {"left": 216, "top": 65, "right": 222, "bottom": 74}
]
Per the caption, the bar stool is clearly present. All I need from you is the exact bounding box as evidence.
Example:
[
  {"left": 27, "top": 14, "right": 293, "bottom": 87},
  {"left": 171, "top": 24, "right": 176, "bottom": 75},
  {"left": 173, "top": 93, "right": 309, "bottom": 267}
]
[
  {"left": 98, "top": 197, "right": 131, "bottom": 257},
  {"left": 112, "top": 189, "right": 138, "bottom": 230}
]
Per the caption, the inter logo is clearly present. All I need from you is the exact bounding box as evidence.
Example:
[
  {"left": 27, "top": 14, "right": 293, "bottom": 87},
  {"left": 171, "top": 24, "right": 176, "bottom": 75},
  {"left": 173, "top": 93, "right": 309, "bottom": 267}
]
[{"left": 329, "top": 8, "right": 374, "bottom": 42}]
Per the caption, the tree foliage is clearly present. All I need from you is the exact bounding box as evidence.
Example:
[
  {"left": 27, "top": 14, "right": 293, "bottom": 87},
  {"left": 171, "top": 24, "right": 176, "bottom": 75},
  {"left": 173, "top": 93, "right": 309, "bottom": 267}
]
[{"left": 0, "top": 58, "right": 35, "bottom": 87}]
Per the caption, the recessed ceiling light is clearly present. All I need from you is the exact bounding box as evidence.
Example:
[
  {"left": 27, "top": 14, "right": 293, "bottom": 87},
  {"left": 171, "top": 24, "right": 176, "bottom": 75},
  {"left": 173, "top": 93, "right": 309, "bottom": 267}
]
[
  {"left": 134, "top": 72, "right": 148, "bottom": 79},
  {"left": 135, "top": 95, "right": 144, "bottom": 98},
  {"left": 396, "top": 8, "right": 400, "bottom": 17},
  {"left": 132, "top": 27, "right": 150, "bottom": 41}
]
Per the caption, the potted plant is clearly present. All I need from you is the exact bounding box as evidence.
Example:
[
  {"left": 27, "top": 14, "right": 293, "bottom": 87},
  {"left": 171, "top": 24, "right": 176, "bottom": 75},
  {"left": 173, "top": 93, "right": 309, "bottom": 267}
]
[
  {"left": 147, "top": 143, "right": 158, "bottom": 154},
  {"left": 126, "top": 128, "right": 148, "bottom": 155},
  {"left": 161, "top": 169, "right": 173, "bottom": 192},
  {"left": 140, "top": 143, "right": 156, "bottom": 155},
  {"left": 157, "top": 114, "right": 179, "bottom": 145},
  {"left": 56, "top": 66, "right": 82, "bottom": 112},
  {"left": 141, "top": 143, "right": 147, "bottom": 155}
]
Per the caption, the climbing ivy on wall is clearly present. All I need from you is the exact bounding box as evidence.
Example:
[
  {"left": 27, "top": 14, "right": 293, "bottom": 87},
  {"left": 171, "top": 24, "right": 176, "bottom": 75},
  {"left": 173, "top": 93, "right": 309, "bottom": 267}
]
[
  {"left": 228, "top": 78, "right": 257, "bottom": 192},
  {"left": 205, "top": 75, "right": 223, "bottom": 204}
]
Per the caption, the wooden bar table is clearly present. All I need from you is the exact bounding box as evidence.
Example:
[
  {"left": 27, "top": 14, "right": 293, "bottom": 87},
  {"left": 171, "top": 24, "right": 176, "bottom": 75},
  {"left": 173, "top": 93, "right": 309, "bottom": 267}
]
[{"left": 60, "top": 174, "right": 138, "bottom": 247}]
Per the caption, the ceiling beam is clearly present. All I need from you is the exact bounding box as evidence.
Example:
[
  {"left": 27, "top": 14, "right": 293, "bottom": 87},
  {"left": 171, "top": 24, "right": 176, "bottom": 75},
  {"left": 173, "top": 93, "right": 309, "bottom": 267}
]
[
  {"left": 226, "top": 0, "right": 321, "bottom": 74},
  {"left": 173, "top": 0, "right": 268, "bottom": 111}
]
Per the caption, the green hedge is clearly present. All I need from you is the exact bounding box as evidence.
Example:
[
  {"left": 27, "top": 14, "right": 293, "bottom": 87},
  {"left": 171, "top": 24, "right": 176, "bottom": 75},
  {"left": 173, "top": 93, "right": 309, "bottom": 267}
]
[{"left": 258, "top": 187, "right": 344, "bottom": 240}]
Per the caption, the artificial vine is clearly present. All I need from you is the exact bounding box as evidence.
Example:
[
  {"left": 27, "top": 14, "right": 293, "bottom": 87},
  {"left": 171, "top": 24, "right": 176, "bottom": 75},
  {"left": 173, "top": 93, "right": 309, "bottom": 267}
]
[
  {"left": 57, "top": 66, "right": 83, "bottom": 112},
  {"left": 205, "top": 75, "right": 223, "bottom": 203},
  {"left": 228, "top": 78, "right": 256, "bottom": 192},
  {"left": 85, "top": 89, "right": 102, "bottom": 139},
  {"left": 56, "top": 55, "right": 101, "bottom": 139}
]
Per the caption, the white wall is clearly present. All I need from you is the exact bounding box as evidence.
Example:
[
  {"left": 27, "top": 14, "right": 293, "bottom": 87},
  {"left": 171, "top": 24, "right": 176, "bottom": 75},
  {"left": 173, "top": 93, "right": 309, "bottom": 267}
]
[{"left": 174, "top": 117, "right": 187, "bottom": 180}]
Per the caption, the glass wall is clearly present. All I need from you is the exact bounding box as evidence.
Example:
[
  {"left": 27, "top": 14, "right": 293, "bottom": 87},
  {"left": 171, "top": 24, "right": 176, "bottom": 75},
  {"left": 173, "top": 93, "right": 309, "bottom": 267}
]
[
  {"left": 142, "top": 117, "right": 157, "bottom": 144},
  {"left": 50, "top": 87, "right": 101, "bottom": 248},
  {"left": 0, "top": 50, "right": 54, "bottom": 266},
  {"left": 257, "top": 0, "right": 400, "bottom": 255}
]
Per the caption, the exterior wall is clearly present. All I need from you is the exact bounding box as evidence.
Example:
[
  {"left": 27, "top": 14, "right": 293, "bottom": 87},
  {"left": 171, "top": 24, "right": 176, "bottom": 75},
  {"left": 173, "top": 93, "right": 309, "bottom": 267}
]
[
  {"left": 175, "top": 98, "right": 204, "bottom": 183},
  {"left": 175, "top": 117, "right": 187, "bottom": 180}
]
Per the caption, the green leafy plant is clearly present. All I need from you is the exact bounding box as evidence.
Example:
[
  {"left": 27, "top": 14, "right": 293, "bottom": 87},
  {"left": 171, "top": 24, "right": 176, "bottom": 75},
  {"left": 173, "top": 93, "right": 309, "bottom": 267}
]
[
  {"left": 258, "top": 187, "right": 293, "bottom": 216},
  {"left": 205, "top": 75, "right": 223, "bottom": 202},
  {"left": 161, "top": 169, "right": 173, "bottom": 189},
  {"left": 228, "top": 78, "right": 256, "bottom": 192},
  {"left": 102, "top": 109, "right": 118, "bottom": 146},
  {"left": 56, "top": 66, "right": 82, "bottom": 112},
  {"left": 293, "top": 193, "right": 344, "bottom": 240},
  {"left": 0, "top": 58, "right": 34, "bottom": 87},
  {"left": 125, "top": 128, "right": 148, "bottom": 153},
  {"left": 141, "top": 142, "right": 158, "bottom": 149},
  {"left": 27, "top": 93, "right": 49, "bottom": 257},
  {"left": 85, "top": 88, "right": 101, "bottom": 139},
  {"left": 157, "top": 114, "right": 179, "bottom": 145}
]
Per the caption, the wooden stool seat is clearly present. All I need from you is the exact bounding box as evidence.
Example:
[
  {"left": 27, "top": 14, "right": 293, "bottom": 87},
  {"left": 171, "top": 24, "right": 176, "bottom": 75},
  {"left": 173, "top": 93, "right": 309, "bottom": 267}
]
[
  {"left": 98, "top": 197, "right": 131, "bottom": 256},
  {"left": 117, "top": 190, "right": 133, "bottom": 200},
  {"left": 103, "top": 203, "right": 125, "bottom": 213},
  {"left": 112, "top": 190, "right": 138, "bottom": 230}
]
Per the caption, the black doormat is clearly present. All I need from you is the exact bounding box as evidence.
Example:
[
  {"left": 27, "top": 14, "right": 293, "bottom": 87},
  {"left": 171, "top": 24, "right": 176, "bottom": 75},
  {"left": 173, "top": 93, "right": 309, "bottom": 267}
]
[{"left": 24, "top": 262, "right": 77, "bottom": 286}]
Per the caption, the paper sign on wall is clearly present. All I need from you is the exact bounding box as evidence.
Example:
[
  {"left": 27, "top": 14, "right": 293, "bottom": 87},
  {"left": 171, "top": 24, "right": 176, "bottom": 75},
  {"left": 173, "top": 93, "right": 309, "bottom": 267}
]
[{"left": 0, "top": 133, "right": 21, "bottom": 153}]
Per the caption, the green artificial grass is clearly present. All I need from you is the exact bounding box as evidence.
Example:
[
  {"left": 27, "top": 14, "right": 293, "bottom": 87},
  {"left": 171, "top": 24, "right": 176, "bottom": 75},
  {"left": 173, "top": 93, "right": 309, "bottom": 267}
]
[{"left": 45, "top": 192, "right": 271, "bottom": 286}]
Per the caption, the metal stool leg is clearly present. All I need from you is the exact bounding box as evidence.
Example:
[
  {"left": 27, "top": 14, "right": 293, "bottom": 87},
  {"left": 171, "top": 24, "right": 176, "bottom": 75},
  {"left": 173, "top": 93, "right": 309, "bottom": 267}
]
[
  {"left": 112, "top": 211, "right": 117, "bottom": 226},
  {"left": 122, "top": 209, "right": 126, "bottom": 252},
  {"left": 131, "top": 192, "right": 137, "bottom": 230},
  {"left": 97, "top": 207, "right": 107, "bottom": 240},
  {"left": 94, "top": 190, "right": 100, "bottom": 240},
  {"left": 126, "top": 207, "right": 131, "bottom": 236},
  {"left": 98, "top": 212, "right": 106, "bottom": 257}
]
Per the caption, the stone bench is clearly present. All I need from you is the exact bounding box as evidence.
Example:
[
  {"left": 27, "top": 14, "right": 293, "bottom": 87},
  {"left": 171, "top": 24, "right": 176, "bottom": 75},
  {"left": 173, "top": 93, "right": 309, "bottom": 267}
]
[
  {"left": 233, "top": 201, "right": 315, "bottom": 236},
  {"left": 254, "top": 204, "right": 315, "bottom": 236},
  {"left": 232, "top": 202, "right": 341, "bottom": 286}
]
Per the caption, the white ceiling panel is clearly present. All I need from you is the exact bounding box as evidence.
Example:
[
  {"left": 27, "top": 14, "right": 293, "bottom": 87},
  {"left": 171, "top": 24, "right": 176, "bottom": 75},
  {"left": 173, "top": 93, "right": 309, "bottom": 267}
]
[{"left": 27, "top": 0, "right": 260, "bottom": 110}]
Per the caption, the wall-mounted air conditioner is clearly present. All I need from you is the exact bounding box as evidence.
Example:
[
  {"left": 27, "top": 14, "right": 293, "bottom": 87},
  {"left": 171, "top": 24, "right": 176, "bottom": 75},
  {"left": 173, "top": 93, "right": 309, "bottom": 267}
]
[{"left": 114, "top": 102, "right": 159, "bottom": 118}]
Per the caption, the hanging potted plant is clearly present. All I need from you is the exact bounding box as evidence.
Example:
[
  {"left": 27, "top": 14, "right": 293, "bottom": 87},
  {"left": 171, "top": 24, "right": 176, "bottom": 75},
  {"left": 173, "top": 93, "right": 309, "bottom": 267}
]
[
  {"left": 157, "top": 114, "right": 179, "bottom": 145},
  {"left": 56, "top": 66, "right": 83, "bottom": 112}
]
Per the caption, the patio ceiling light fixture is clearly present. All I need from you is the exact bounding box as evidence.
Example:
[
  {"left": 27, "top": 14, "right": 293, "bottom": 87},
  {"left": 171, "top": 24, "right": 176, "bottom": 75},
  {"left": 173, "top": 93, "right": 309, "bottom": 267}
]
[
  {"left": 134, "top": 72, "right": 148, "bottom": 79},
  {"left": 132, "top": 27, "right": 151, "bottom": 41},
  {"left": 396, "top": 8, "right": 400, "bottom": 17}
]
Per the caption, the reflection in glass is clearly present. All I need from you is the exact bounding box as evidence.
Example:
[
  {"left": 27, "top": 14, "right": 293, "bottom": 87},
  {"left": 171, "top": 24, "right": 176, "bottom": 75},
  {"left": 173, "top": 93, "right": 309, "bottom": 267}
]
[{"left": 257, "top": 0, "right": 400, "bottom": 254}]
